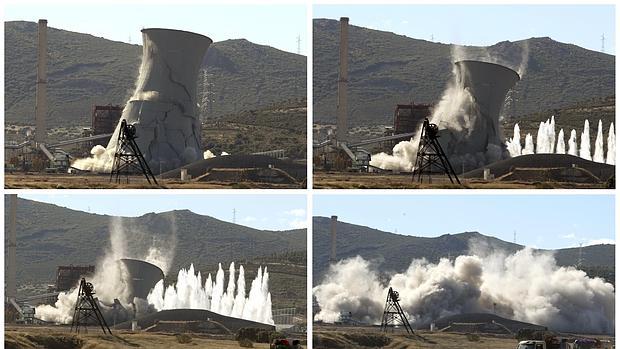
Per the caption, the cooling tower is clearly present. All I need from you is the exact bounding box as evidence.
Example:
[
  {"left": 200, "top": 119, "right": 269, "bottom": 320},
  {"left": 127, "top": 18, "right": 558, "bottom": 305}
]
[
  {"left": 440, "top": 60, "right": 520, "bottom": 168},
  {"left": 108, "top": 28, "right": 212, "bottom": 173},
  {"left": 119, "top": 258, "right": 165, "bottom": 300}
]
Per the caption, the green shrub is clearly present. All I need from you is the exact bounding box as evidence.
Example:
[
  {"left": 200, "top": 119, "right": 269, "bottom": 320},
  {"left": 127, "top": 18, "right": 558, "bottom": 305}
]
[
  {"left": 466, "top": 333, "right": 480, "bottom": 342},
  {"left": 236, "top": 327, "right": 282, "bottom": 344},
  {"left": 238, "top": 338, "right": 254, "bottom": 348},
  {"left": 176, "top": 333, "right": 192, "bottom": 344}
]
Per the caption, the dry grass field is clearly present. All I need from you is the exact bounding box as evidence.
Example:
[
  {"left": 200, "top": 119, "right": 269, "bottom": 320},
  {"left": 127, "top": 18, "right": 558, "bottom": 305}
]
[
  {"left": 5, "top": 326, "right": 271, "bottom": 349},
  {"left": 313, "top": 172, "right": 609, "bottom": 189},
  {"left": 313, "top": 326, "right": 614, "bottom": 349},
  {"left": 4, "top": 173, "right": 301, "bottom": 189},
  {"left": 313, "top": 328, "right": 518, "bottom": 349}
]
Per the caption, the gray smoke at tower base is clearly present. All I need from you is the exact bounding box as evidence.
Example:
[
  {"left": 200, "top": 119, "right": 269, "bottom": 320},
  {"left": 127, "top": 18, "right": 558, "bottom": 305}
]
[
  {"left": 313, "top": 248, "right": 614, "bottom": 334},
  {"left": 35, "top": 216, "right": 177, "bottom": 324}
]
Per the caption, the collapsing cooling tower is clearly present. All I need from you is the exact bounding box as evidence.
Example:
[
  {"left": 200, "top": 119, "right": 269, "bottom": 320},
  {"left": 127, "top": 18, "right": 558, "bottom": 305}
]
[
  {"left": 439, "top": 60, "right": 520, "bottom": 168},
  {"left": 108, "top": 29, "right": 212, "bottom": 173},
  {"left": 120, "top": 258, "right": 165, "bottom": 300}
]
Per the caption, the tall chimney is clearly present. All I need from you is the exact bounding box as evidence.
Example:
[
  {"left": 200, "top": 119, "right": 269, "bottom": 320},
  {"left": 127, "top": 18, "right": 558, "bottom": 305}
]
[
  {"left": 7, "top": 195, "right": 17, "bottom": 299},
  {"left": 35, "top": 19, "right": 48, "bottom": 145},
  {"left": 336, "top": 17, "right": 349, "bottom": 143},
  {"left": 330, "top": 215, "right": 338, "bottom": 263}
]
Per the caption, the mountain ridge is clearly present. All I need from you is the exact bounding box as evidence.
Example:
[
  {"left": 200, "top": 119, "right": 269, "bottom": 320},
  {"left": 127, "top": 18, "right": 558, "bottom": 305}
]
[
  {"left": 312, "top": 18, "right": 615, "bottom": 126},
  {"left": 4, "top": 20, "right": 306, "bottom": 127},
  {"left": 312, "top": 216, "right": 614, "bottom": 284},
  {"left": 4, "top": 197, "right": 307, "bottom": 288}
]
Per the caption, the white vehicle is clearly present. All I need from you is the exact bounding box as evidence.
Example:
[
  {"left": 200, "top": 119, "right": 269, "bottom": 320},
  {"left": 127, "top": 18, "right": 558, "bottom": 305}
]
[{"left": 516, "top": 340, "right": 546, "bottom": 349}]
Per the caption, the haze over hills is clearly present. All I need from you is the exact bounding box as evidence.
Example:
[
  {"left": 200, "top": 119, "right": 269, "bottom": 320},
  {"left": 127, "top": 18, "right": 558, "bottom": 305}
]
[
  {"left": 313, "top": 18, "right": 615, "bottom": 126},
  {"left": 4, "top": 197, "right": 306, "bottom": 287},
  {"left": 4, "top": 21, "right": 306, "bottom": 127},
  {"left": 312, "top": 216, "right": 614, "bottom": 284}
]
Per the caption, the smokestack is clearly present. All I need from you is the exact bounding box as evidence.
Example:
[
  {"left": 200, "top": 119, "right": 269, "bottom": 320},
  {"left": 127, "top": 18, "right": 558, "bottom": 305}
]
[
  {"left": 336, "top": 17, "right": 349, "bottom": 143},
  {"left": 330, "top": 215, "right": 338, "bottom": 263},
  {"left": 35, "top": 19, "right": 48, "bottom": 145},
  {"left": 7, "top": 195, "right": 17, "bottom": 299}
]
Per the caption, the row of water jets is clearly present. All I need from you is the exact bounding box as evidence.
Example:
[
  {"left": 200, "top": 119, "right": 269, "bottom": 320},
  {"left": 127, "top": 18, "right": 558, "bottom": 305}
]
[
  {"left": 506, "top": 117, "right": 615, "bottom": 164},
  {"left": 147, "top": 262, "right": 274, "bottom": 324}
]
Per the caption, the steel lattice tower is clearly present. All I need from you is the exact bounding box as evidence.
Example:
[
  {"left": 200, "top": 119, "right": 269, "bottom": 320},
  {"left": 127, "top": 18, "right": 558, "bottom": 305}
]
[
  {"left": 412, "top": 118, "right": 461, "bottom": 184},
  {"left": 110, "top": 120, "right": 158, "bottom": 185},
  {"left": 71, "top": 278, "right": 112, "bottom": 335},
  {"left": 380, "top": 287, "right": 414, "bottom": 334}
]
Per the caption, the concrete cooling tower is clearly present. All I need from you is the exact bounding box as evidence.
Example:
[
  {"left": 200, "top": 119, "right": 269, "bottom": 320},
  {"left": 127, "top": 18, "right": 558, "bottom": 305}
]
[
  {"left": 120, "top": 258, "right": 165, "bottom": 300},
  {"left": 108, "top": 28, "right": 212, "bottom": 173},
  {"left": 439, "top": 60, "right": 520, "bottom": 169}
]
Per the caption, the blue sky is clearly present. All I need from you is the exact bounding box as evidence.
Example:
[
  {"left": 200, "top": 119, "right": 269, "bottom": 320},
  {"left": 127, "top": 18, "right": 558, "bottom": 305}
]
[
  {"left": 314, "top": 4, "right": 615, "bottom": 54},
  {"left": 4, "top": 3, "right": 307, "bottom": 55},
  {"left": 18, "top": 194, "right": 307, "bottom": 231},
  {"left": 313, "top": 194, "right": 615, "bottom": 249}
]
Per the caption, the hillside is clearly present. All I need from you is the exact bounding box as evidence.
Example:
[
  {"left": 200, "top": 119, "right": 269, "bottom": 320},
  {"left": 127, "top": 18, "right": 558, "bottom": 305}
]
[
  {"left": 4, "top": 21, "right": 306, "bottom": 127},
  {"left": 4, "top": 198, "right": 307, "bottom": 289},
  {"left": 312, "top": 216, "right": 614, "bottom": 284},
  {"left": 500, "top": 96, "right": 615, "bottom": 144},
  {"left": 313, "top": 18, "right": 615, "bottom": 126},
  {"left": 203, "top": 98, "right": 307, "bottom": 158}
]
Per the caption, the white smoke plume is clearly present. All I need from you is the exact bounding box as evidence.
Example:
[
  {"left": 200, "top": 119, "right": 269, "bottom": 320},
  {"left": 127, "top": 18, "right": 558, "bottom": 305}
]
[
  {"left": 370, "top": 49, "right": 479, "bottom": 171},
  {"left": 204, "top": 150, "right": 216, "bottom": 159},
  {"left": 115, "top": 213, "right": 178, "bottom": 274},
  {"left": 568, "top": 129, "right": 578, "bottom": 156},
  {"left": 517, "top": 40, "right": 530, "bottom": 77},
  {"left": 507, "top": 118, "right": 615, "bottom": 164},
  {"left": 369, "top": 133, "right": 420, "bottom": 172},
  {"left": 580, "top": 119, "right": 592, "bottom": 161},
  {"left": 370, "top": 42, "right": 530, "bottom": 172},
  {"left": 35, "top": 215, "right": 178, "bottom": 323},
  {"left": 36, "top": 217, "right": 132, "bottom": 323},
  {"left": 314, "top": 248, "right": 614, "bottom": 334},
  {"left": 202, "top": 150, "right": 230, "bottom": 160},
  {"left": 535, "top": 116, "right": 556, "bottom": 154},
  {"left": 147, "top": 263, "right": 273, "bottom": 325},
  {"left": 523, "top": 134, "right": 534, "bottom": 155},
  {"left": 607, "top": 123, "right": 615, "bottom": 165},
  {"left": 71, "top": 144, "right": 115, "bottom": 172},
  {"left": 506, "top": 124, "right": 522, "bottom": 157},
  {"left": 593, "top": 120, "right": 605, "bottom": 163},
  {"left": 556, "top": 129, "right": 566, "bottom": 154},
  {"left": 313, "top": 256, "right": 385, "bottom": 324}
]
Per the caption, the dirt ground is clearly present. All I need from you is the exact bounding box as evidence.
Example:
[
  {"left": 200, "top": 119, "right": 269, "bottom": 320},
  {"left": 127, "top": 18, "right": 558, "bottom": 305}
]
[
  {"left": 5, "top": 173, "right": 302, "bottom": 189},
  {"left": 5, "top": 325, "right": 271, "bottom": 349},
  {"left": 313, "top": 171, "right": 608, "bottom": 189},
  {"left": 313, "top": 326, "right": 615, "bottom": 349},
  {"left": 313, "top": 327, "right": 518, "bottom": 349}
]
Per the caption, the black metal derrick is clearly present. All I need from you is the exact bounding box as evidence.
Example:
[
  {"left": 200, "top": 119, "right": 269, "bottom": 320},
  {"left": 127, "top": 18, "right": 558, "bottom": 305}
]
[
  {"left": 380, "top": 287, "right": 414, "bottom": 334},
  {"left": 412, "top": 118, "right": 461, "bottom": 184},
  {"left": 71, "top": 278, "right": 112, "bottom": 335},
  {"left": 110, "top": 120, "right": 158, "bottom": 185}
]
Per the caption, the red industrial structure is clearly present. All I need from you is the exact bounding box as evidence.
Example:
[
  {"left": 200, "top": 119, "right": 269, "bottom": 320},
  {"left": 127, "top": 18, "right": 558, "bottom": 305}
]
[
  {"left": 91, "top": 105, "right": 123, "bottom": 146},
  {"left": 56, "top": 265, "right": 95, "bottom": 292},
  {"left": 393, "top": 102, "right": 431, "bottom": 135}
]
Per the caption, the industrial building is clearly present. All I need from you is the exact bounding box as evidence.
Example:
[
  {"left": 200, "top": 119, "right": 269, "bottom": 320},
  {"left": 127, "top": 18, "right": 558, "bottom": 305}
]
[
  {"left": 313, "top": 17, "right": 615, "bottom": 189},
  {"left": 5, "top": 20, "right": 305, "bottom": 188}
]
